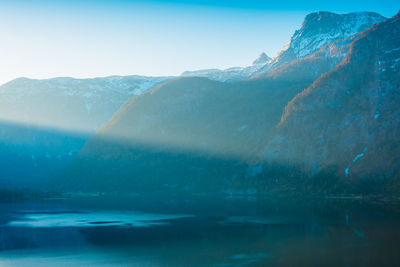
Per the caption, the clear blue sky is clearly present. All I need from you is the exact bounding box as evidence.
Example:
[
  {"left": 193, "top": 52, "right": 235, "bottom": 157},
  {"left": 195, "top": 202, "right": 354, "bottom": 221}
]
[{"left": 0, "top": 0, "right": 397, "bottom": 84}]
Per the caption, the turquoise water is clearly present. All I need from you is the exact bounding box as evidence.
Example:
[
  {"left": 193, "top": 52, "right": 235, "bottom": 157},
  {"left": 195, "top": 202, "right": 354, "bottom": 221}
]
[{"left": 1, "top": 196, "right": 400, "bottom": 266}]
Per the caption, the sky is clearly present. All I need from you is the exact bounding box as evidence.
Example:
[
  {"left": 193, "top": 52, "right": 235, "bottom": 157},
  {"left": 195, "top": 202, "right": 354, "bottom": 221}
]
[{"left": 0, "top": 0, "right": 398, "bottom": 85}]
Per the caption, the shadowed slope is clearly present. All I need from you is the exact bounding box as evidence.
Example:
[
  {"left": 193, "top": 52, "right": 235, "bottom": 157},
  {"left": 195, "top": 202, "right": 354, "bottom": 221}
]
[{"left": 264, "top": 12, "right": 400, "bottom": 193}]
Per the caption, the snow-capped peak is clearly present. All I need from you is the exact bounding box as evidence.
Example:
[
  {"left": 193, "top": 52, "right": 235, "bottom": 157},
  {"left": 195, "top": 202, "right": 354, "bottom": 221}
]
[
  {"left": 252, "top": 52, "right": 271, "bottom": 65},
  {"left": 181, "top": 12, "right": 386, "bottom": 81},
  {"left": 267, "top": 11, "right": 386, "bottom": 69}
]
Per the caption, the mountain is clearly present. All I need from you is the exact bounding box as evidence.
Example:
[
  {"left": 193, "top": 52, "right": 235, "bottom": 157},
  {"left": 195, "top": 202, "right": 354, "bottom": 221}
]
[
  {"left": 182, "top": 12, "right": 385, "bottom": 82},
  {"left": 0, "top": 75, "right": 170, "bottom": 133},
  {"left": 55, "top": 13, "right": 378, "bottom": 193},
  {"left": 254, "top": 11, "right": 386, "bottom": 75},
  {"left": 256, "top": 31, "right": 360, "bottom": 81},
  {"left": 55, "top": 74, "right": 305, "bottom": 193},
  {"left": 11, "top": 10, "right": 394, "bottom": 196},
  {"left": 0, "top": 75, "right": 170, "bottom": 188},
  {"left": 252, "top": 52, "right": 271, "bottom": 65},
  {"left": 262, "top": 11, "right": 400, "bottom": 194},
  {"left": 181, "top": 52, "right": 271, "bottom": 82}
]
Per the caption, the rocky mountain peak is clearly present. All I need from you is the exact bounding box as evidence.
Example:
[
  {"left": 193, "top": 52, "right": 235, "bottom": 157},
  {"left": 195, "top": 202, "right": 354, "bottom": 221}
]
[
  {"left": 267, "top": 11, "right": 386, "bottom": 69},
  {"left": 252, "top": 52, "right": 271, "bottom": 65}
]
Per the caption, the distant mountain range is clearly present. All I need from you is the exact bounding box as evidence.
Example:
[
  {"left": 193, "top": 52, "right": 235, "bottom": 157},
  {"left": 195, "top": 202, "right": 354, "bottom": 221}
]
[
  {"left": 1, "top": 10, "right": 398, "bottom": 196},
  {"left": 0, "top": 75, "right": 171, "bottom": 133},
  {"left": 53, "top": 11, "right": 399, "bottom": 195},
  {"left": 180, "top": 52, "right": 272, "bottom": 81},
  {"left": 0, "top": 76, "right": 169, "bottom": 187}
]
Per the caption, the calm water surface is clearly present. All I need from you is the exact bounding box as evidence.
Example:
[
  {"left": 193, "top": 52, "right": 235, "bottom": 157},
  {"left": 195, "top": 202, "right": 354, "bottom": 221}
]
[{"left": 0, "top": 195, "right": 399, "bottom": 266}]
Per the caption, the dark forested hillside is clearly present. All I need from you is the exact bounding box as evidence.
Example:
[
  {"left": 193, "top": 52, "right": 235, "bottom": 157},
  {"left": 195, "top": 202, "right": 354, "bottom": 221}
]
[{"left": 262, "top": 11, "right": 400, "bottom": 194}]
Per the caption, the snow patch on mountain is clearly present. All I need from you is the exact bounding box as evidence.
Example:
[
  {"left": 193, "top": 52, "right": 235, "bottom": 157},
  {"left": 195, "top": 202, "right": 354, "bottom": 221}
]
[
  {"left": 255, "top": 12, "right": 386, "bottom": 75},
  {"left": 181, "top": 52, "right": 271, "bottom": 82},
  {"left": 0, "top": 75, "right": 171, "bottom": 132}
]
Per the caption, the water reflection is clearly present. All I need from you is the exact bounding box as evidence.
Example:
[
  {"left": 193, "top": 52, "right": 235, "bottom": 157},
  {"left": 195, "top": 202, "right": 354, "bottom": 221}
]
[
  {"left": 0, "top": 196, "right": 399, "bottom": 266},
  {"left": 8, "top": 211, "right": 193, "bottom": 228}
]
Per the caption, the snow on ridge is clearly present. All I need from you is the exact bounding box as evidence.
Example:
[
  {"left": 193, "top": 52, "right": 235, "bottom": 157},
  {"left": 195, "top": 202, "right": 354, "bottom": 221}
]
[
  {"left": 0, "top": 75, "right": 172, "bottom": 122},
  {"left": 180, "top": 52, "right": 271, "bottom": 82},
  {"left": 267, "top": 11, "right": 386, "bottom": 70},
  {"left": 0, "top": 75, "right": 171, "bottom": 102}
]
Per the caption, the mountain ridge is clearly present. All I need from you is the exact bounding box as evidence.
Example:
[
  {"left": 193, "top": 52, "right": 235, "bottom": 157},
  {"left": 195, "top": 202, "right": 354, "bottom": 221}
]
[
  {"left": 262, "top": 11, "right": 400, "bottom": 193},
  {"left": 254, "top": 11, "right": 386, "bottom": 75}
]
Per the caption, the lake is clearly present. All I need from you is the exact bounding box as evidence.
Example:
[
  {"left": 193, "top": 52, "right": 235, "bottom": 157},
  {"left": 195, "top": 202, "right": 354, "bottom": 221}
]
[{"left": 0, "top": 195, "right": 400, "bottom": 266}]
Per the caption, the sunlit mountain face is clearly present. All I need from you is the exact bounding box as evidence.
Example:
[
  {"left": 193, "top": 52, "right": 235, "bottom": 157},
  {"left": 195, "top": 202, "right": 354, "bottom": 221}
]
[{"left": 0, "top": 1, "right": 400, "bottom": 266}]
